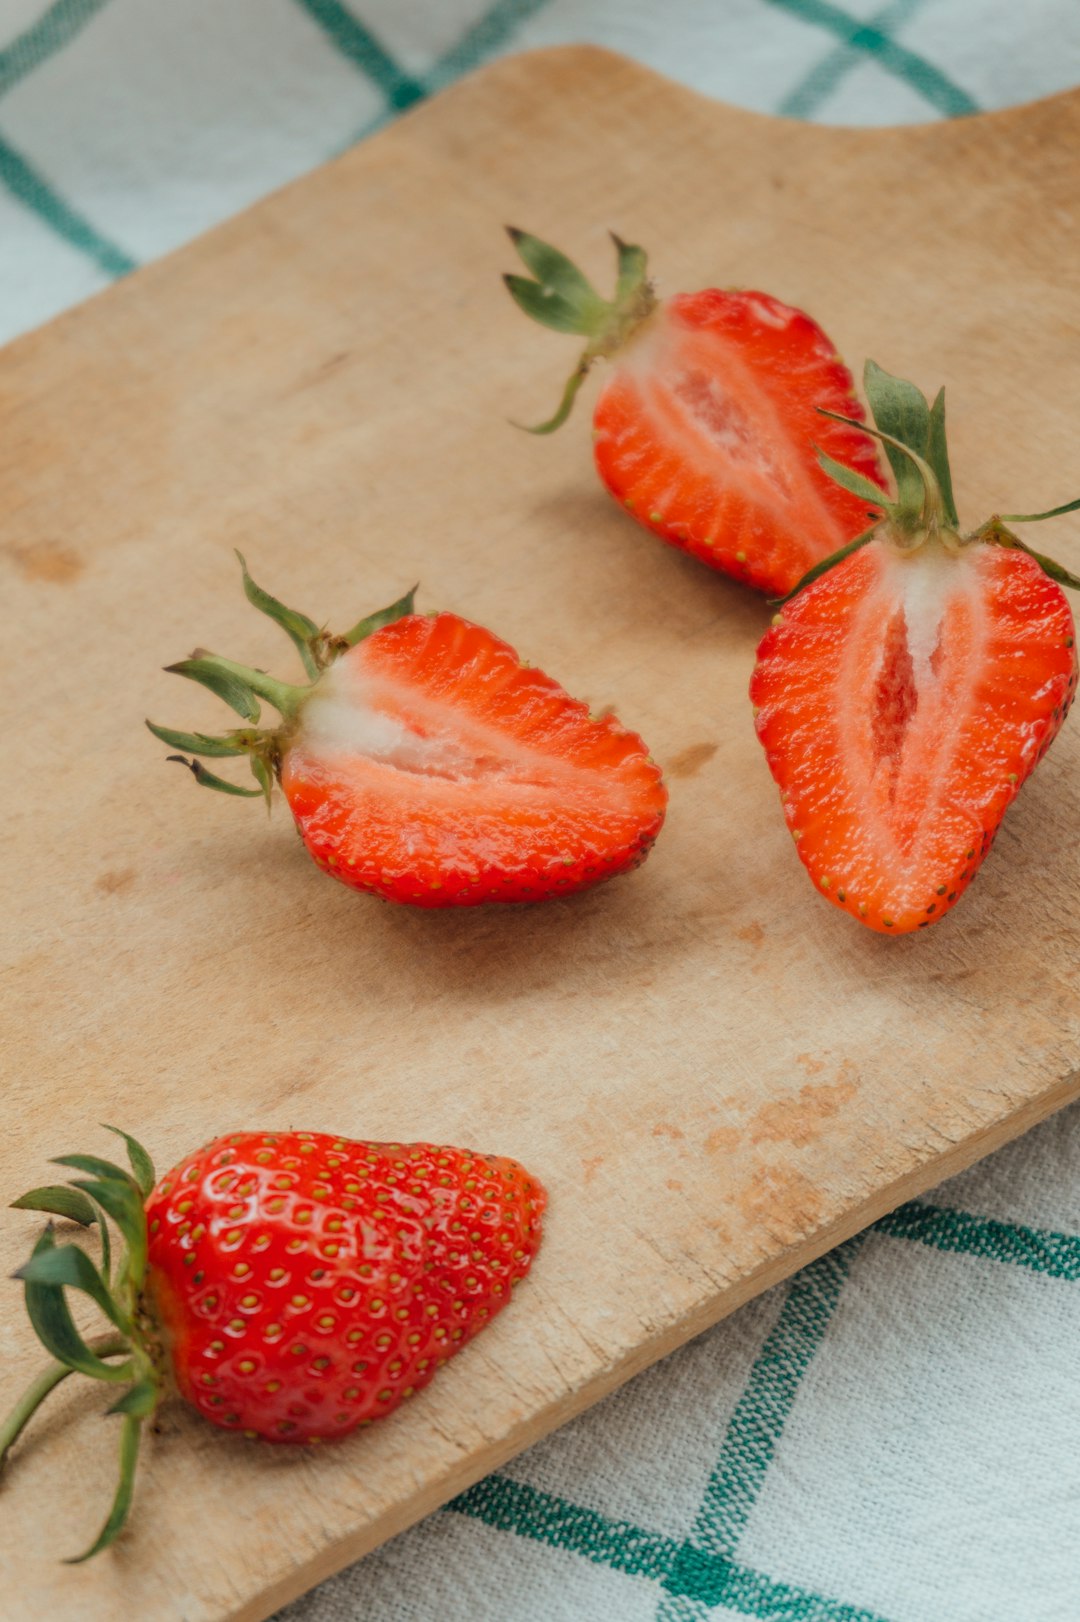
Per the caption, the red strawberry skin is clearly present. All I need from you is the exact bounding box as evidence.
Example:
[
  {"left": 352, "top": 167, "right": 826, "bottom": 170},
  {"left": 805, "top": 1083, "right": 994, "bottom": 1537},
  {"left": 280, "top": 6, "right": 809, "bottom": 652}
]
[
  {"left": 751, "top": 539, "right": 1077, "bottom": 933},
  {"left": 145, "top": 1132, "right": 545, "bottom": 1443},
  {"left": 280, "top": 613, "right": 667, "bottom": 906},
  {"left": 593, "top": 291, "right": 886, "bottom": 596}
]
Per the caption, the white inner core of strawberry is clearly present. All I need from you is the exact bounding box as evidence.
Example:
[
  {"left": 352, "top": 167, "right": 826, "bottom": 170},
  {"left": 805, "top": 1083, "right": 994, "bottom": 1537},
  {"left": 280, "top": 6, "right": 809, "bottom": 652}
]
[
  {"left": 301, "top": 685, "right": 486, "bottom": 780},
  {"left": 671, "top": 369, "right": 791, "bottom": 492},
  {"left": 296, "top": 655, "right": 604, "bottom": 794},
  {"left": 841, "top": 544, "right": 985, "bottom": 858},
  {"left": 619, "top": 310, "right": 845, "bottom": 542}
]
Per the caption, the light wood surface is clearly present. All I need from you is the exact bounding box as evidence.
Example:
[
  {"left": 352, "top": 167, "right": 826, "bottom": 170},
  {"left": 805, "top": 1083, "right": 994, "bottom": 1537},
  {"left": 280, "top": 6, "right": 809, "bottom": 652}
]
[{"left": 2, "top": 45, "right": 1079, "bottom": 1622}]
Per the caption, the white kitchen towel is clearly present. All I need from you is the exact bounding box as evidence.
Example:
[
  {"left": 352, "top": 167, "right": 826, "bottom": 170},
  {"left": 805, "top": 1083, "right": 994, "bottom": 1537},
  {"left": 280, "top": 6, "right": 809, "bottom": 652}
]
[
  {"left": 3, "top": 0, "right": 1080, "bottom": 345},
  {"left": 3, "top": 5, "right": 1079, "bottom": 1621}
]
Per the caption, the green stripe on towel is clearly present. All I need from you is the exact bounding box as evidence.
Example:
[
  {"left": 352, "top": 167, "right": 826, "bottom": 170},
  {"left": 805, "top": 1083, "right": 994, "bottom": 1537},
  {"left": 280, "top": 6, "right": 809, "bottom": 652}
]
[
  {"left": 764, "top": 0, "right": 978, "bottom": 116},
  {"left": 0, "top": 0, "right": 114, "bottom": 101},
  {"left": 0, "top": 132, "right": 134, "bottom": 276},
  {"left": 292, "top": 0, "right": 426, "bottom": 109},
  {"left": 878, "top": 1201, "right": 1080, "bottom": 1281}
]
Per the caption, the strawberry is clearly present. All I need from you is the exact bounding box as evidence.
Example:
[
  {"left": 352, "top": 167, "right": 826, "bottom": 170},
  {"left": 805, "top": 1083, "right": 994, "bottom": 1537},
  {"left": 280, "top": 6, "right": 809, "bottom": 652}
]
[
  {"left": 2, "top": 1126, "right": 545, "bottom": 1559},
  {"left": 751, "top": 361, "right": 1080, "bottom": 934},
  {"left": 147, "top": 560, "right": 666, "bottom": 905},
  {"left": 504, "top": 228, "right": 885, "bottom": 596}
]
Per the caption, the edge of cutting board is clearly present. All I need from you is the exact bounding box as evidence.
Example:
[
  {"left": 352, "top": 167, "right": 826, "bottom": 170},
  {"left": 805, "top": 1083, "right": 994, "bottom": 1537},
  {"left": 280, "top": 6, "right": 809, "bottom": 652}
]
[{"left": 244, "top": 1064, "right": 1080, "bottom": 1622}]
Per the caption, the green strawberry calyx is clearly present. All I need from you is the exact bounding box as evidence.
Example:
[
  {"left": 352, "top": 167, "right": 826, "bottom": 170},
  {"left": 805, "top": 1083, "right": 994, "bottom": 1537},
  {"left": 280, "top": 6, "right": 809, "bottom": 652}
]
[
  {"left": 775, "top": 360, "right": 1080, "bottom": 606},
  {"left": 146, "top": 554, "right": 416, "bottom": 807},
  {"left": 503, "top": 227, "right": 657, "bottom": 434},
  {"left": 1, "top": 1128, "right": 162, "bottom": 1561}
]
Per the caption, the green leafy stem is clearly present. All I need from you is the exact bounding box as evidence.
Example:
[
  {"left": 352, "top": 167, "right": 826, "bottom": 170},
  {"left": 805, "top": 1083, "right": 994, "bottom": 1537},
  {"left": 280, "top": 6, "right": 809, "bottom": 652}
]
[
  {"left": 504, "top": 227, "right": 656, "bottom": 433},
  {"left": 775, "top": 360, "right": 1080, "bottom": 604},
  {"left": 146, "top": 554, "right": 417, "bottom": 805},
  {"left": 2, "top": 1128, "right": 159, "bottom": 1561}
]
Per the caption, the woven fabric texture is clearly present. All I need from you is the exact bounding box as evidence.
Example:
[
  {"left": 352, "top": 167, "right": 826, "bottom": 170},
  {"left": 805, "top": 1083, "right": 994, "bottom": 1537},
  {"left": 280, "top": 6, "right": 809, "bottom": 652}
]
[{"left": 3, "top": 5, "right": 1079, "bottom": 1621}]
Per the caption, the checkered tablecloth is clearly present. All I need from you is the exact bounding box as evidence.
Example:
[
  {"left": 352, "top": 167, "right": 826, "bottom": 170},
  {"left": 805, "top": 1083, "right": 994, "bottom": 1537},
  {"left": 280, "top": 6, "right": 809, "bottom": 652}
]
[{"left": 4, "top": 5, "right": 1080, "bottom": 1621}]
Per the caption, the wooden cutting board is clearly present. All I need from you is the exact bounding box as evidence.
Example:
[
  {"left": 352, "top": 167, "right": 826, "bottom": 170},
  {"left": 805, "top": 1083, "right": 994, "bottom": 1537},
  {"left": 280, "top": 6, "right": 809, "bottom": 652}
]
[{"left": 2, "top": 44, "right": 1079, "bottom": 1622}]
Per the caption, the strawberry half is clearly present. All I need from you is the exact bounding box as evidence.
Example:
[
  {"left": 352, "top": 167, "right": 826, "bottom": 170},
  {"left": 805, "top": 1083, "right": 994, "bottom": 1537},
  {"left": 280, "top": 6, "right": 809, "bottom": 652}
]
[
  {"left": 2, "top": 1127, "right": 545, "bottom": 1558},
  {"left": 751, "top": 361, "right": 1080, "bottom": 934},
  {"left": 504, "top": 228, "right": 885, "bottom": 595},
  {"left": 148, "top": 560, "right": 666, "bottom": 906}
]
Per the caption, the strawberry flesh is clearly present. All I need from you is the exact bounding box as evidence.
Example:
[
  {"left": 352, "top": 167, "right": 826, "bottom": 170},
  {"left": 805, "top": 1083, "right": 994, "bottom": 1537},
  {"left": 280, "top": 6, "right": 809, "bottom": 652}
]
[
  {"left": 751, "top": 538, "right": 1078, "bottom": 933},
  {"left": 145, "top": 1132, "right": 546, "bottom": 1442},
  {"left": 593, "top": 291, "right": 886, "bottom": 595},
  {"left": 281, "top": 613, "right": 667, "bottom": 905}
]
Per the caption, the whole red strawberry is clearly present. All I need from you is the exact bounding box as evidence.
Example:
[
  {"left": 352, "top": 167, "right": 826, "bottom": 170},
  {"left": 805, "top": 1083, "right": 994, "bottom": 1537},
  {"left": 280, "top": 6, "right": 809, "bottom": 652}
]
[
  {"left": 504, "top": 228, "right": 885, "bottom": 595},
  {"left": 751, "top": 361, "right": 1079, "bottom": 934},
  {"left": 148, "top": 562, "right": 666, "bottom": 906},
  {"left": 2, "top": 1127, "right": 545, "bottom": 1559}
]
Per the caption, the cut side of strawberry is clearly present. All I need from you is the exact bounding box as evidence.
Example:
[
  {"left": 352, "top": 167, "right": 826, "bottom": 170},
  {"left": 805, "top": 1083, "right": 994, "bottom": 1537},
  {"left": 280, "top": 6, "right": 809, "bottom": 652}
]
[
  {"left": 752, "top": 539, "right": 1077, "bottom": 932},
  {"left": 148, "top": 561, "right": 666, "bottom": 908},
  {"left": 504, "top": 230, "right": 886, "bottom": 596},
  {"left": 751, "top": 360, "right": 1080, "bottom": 935},
  {"left": 593, "top": 291, "right": 886, "bottom": 594},
  {"left": 282, "top": 612, "right": 667, "bottom": 906}
]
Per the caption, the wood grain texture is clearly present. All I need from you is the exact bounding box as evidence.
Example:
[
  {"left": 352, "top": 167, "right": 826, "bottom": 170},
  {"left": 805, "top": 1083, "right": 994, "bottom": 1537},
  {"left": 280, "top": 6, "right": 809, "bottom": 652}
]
[{"left": 2, "top": 44, "right": 1080, "bottom": 1622}]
